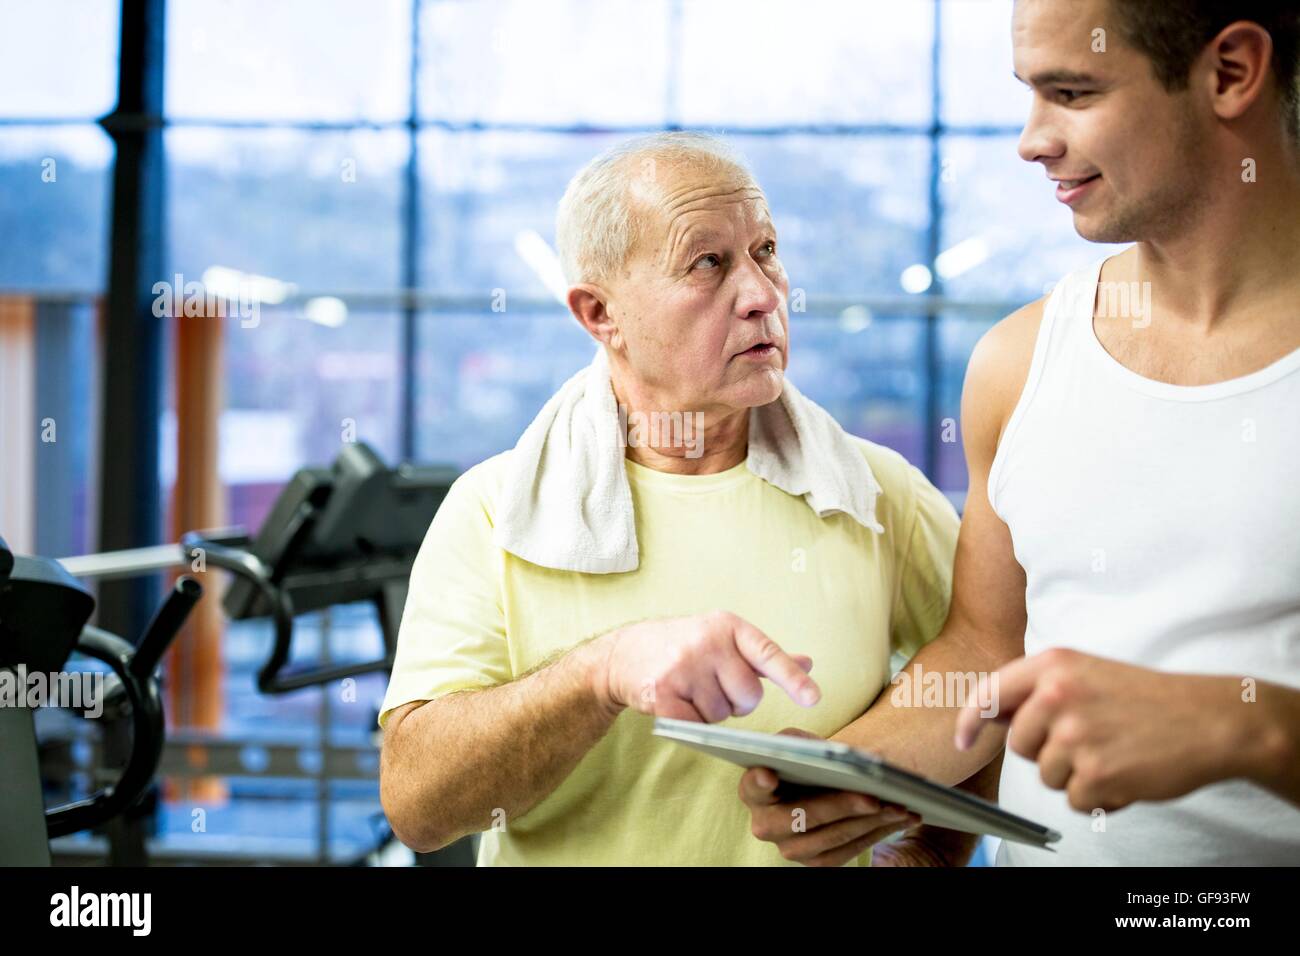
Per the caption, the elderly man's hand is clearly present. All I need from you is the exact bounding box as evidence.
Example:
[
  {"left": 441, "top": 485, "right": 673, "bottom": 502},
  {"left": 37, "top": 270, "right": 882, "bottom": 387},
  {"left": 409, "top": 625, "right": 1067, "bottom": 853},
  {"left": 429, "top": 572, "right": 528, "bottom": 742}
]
[
  {"left": 738, "top": 728, "right": 921, "bottom": 866},
  {"left": 592, "top": 610, "right": 820, "bottom": 721}
]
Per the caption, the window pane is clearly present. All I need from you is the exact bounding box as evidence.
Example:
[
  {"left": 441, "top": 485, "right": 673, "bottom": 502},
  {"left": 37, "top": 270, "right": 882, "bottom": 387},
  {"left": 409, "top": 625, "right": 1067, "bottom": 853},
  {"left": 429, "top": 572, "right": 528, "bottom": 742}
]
[
  {"left": 31, "top": 300, "right": 100, "bottom": 556},
  {"left": 677, "top": 0, "right": 933, "bottom": 126},
  {"left": 166, "top": 128, "right": 406, "bottom": 293},
  {"left": 789, "top": 315, "right": 927, "bottom": 468},
  {"left": 418, "top": 131, "right": 931, "bottom": 299},
  {"left": 941, "top": 0, "right": 1026, "bottom": 127},
  {"left": 0, "top": 126, "right": 113, "bottom": 292},
  {"left": 166, "top": 0, "right": 412, "bottom": 122},
  {"left": 418, "top": 129, "right": 625, "bottom": 295},
  {"left": 935, "top": 310, "right": 1002, "bottom": 498},
  {"left": 0, "top": 0, "right": 119, "bottom": 118},
  {"left": 734, "top": 134, "right": 931, "bottom": 296},
  {"left": 938, "top": 135, "right": 1121, "bottom": 302},
  {"left": 416, "top": 309, "right": 594, "bottom": 468},
  {"left": 418, "top": 0, "right": 670, "bottom": 125},
  {"left": 162, "top": 310, "right": 404, "bottom": 535}
]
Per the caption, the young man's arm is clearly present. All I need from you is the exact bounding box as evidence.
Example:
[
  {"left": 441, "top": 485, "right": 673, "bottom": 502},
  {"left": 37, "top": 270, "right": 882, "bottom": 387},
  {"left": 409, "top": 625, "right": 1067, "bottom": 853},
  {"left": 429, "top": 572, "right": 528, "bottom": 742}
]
[
  {"left": 740, "top": 297, "right": 1046, "bottom": 866},
  {"left": 955, "top": 647, "right": 1300, "bottom": 811}
]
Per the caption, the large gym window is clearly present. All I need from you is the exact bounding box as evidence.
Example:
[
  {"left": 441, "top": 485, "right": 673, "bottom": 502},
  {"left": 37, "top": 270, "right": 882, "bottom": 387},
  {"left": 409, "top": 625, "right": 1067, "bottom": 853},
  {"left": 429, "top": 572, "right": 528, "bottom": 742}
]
[{"left": 2, "top": 0, "right": 1116, "bottom": 865}]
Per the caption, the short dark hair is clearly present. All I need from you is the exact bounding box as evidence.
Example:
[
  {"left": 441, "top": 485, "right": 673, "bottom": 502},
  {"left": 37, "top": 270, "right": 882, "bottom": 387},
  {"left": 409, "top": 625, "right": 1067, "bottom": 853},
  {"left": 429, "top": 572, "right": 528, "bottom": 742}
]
[{"left": 1108, "top": 0, "right": 1300, "bottom": 140}]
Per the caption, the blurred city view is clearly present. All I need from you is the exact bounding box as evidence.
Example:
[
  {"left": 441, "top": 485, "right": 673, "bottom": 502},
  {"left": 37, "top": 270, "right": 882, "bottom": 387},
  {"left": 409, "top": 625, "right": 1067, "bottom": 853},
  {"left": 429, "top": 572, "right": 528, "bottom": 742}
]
[
  {"left": 0, "top": 0, "right": 1117, "bottom": 861},
  {"left": 1, "top": 0, "right": 1120, "bottom": 555}
]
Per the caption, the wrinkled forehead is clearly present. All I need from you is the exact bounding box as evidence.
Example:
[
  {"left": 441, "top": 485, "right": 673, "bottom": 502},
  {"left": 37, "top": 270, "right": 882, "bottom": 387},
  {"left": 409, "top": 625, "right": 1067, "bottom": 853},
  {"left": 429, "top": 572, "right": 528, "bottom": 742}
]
[{"left": 627, "top": 159, "right": 773, "bottom": 259}]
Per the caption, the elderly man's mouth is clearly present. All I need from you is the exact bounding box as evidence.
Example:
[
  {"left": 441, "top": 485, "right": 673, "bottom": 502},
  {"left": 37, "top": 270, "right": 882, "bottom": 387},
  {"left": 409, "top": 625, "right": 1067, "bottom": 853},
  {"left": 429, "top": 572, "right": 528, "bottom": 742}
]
[{"left": 736, "top": 343, "right": 778, "bottom": 359}]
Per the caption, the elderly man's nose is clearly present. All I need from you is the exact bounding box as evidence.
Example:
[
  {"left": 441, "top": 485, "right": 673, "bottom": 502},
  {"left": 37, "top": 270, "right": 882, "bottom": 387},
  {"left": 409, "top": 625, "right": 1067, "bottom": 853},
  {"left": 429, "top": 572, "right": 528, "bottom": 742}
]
[{"left": 736, "top": 260, "right": 781, "bottom": 317}]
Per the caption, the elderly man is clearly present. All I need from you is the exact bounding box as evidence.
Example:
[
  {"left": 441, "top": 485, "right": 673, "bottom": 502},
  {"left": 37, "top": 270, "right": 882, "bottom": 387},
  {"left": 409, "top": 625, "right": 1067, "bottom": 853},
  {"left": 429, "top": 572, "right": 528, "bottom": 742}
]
[{"left": 378, "top": 132, "right": 972, "bottom": 866}]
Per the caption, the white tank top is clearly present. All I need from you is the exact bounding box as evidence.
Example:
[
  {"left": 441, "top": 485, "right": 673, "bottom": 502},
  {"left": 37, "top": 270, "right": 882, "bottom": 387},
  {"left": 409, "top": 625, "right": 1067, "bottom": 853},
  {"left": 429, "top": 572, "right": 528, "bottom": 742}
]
[{"left": 989, "top": 255, "right": 1300, "bottom": 865}]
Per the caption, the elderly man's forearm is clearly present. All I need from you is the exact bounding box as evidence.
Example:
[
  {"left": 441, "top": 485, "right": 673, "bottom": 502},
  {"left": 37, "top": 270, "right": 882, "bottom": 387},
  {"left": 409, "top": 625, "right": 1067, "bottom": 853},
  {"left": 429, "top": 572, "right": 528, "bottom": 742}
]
[{"left": 382, "top": 637, "right": 619, "bottom": 852}]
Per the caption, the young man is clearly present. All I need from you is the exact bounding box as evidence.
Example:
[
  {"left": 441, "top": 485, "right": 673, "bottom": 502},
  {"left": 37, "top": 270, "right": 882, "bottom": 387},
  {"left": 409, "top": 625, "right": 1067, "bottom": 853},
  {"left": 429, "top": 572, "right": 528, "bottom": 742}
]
[{"left": 740, "top": 0, "right": 1300, "bottom": 865}]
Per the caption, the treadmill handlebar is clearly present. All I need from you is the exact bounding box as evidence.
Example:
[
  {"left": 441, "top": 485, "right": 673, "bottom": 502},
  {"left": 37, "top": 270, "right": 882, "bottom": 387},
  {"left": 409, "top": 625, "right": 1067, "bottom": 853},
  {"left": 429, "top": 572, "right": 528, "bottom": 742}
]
[
  {"left": 47, "top": 502, "right": 402, "bottom": 697},
  {"left": 44, "top": 627, "right": 157, "bottom": 838},
  {"left": 56, "top": 528, "right": 251, "bottom": 581},
  {"left": 49, "top": 575, "right": 204, "bottom": 836},
  {"left": 134, "top": 576, "right": 203, "bottom": 682},
  {"left": 180, "top": 525, "right": 394, "bottom": 695}
]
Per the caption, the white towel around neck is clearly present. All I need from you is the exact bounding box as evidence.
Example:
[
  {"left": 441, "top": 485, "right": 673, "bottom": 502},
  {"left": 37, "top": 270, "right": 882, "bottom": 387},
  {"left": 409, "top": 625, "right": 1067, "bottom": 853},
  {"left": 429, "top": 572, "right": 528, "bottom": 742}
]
[{"left": 492, "top": 348, "right": 884, "bottom": 573}]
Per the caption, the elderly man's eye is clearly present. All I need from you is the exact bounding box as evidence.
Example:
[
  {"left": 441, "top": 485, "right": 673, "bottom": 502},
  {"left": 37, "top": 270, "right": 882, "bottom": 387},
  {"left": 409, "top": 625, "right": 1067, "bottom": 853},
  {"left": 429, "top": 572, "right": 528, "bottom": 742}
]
[
  {"left": 693, "top": 254, "right": 721, "bottom": 270},
  {"left": 758, "top": 240, "right": 777, "bottom": 257}
]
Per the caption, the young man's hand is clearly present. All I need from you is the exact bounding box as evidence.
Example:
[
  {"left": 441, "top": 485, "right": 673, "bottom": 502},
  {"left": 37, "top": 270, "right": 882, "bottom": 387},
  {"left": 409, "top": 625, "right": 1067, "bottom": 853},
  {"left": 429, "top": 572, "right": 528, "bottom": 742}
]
[{"left": 955, "top": 648, "right": 1297, "bottom": 811}]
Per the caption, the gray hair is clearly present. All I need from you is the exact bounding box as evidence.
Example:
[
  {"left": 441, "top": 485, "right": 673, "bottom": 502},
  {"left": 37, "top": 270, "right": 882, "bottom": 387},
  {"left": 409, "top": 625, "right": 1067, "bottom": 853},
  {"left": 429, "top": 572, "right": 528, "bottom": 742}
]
[{"left": 555, "top": 132, "right": 759, "bottom": 286}]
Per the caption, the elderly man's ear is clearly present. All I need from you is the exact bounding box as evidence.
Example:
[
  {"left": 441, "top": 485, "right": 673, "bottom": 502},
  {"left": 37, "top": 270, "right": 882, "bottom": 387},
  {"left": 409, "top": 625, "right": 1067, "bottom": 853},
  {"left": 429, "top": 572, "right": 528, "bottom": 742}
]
[{"left": 569, "top": 284, "right": 626, "bottom": 351}]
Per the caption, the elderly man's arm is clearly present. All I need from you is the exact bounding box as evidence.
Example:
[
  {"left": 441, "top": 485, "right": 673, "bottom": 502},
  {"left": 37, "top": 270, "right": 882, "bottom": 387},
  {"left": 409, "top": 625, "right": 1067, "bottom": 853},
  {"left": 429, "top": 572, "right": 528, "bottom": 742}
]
[
  {"left": 380, "top": 637, "right": 616, "bottom": 853},
  {"left": 382, "top": 611, "right": 820, "bottom": 853}
]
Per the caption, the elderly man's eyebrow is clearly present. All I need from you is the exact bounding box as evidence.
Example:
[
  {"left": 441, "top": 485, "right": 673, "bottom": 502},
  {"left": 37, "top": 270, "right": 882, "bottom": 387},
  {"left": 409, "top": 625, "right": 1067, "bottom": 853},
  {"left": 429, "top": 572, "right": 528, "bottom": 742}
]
[
  {"left": 667, "top": 224, "right": 724, "bottom": 264},
  {"left": 663, "top": 195, "right": 777, "bottom": 266},
  {"left": 1014, "top": 68, "right": 1103, "bottom": 87}
]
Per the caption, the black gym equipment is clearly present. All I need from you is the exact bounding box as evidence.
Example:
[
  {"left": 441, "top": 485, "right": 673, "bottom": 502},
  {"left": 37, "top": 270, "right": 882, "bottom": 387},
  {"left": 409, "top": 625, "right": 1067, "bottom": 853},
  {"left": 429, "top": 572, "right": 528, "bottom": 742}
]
[
  {"left": 31, "top": 442, "right": 461, "bottom": 865},
  {"left": 62, "top": 442, "right": 458, "bottom": 696},
  {"left": 202, "top": 441, "right": 458, "bottom": 693},
  {"left": 0, "top": 534, "right": 200, "bottom": 866}
]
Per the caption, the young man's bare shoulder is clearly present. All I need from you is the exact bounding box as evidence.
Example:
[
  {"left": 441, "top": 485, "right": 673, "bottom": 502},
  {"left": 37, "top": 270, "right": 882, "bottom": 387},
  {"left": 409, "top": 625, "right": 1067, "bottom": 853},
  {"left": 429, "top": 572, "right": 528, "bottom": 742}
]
[
  {"left": 962, "top": 295, "right": 1049, "bottom": 444},
  {"left": 970, "top": 296, "right": 1046, "bottom": 383}
]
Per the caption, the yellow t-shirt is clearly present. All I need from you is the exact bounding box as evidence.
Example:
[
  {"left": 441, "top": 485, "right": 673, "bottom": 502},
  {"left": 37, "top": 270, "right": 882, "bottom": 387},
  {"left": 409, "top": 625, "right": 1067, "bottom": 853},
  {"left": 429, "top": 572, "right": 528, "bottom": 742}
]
[{"left": 379, "top": 436, "right": 959, "bottom": 866}]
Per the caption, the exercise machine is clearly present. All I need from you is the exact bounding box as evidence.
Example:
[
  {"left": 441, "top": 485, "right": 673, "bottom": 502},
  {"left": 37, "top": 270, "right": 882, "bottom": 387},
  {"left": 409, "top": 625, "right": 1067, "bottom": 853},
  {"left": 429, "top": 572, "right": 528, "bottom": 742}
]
[
  {"left": 0, "top": 534, "right": 200, "bottom": 865},
  {"left": 43, "top": 442, "right": 462, "bottom": 865},
  {"left": 61, "top": 442, "right": 458, "bottom": 695}
]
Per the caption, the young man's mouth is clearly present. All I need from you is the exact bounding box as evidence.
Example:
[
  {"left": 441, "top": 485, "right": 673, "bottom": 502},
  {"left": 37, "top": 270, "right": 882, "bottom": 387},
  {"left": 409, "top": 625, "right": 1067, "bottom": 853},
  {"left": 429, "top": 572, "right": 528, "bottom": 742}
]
[{"left": 1053, "top": 173, "right": 1102, "bottom": 205}]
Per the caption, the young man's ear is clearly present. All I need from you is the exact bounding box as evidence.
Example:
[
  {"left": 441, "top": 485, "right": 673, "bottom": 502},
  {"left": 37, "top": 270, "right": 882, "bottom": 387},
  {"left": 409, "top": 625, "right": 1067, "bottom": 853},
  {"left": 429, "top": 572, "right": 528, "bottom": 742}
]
[
  {"left": 569, "top": 284, "right": 625, "bottom": 351},
  {"left": 1204, "top": 21, "right": 1277, "bottom": 125}
]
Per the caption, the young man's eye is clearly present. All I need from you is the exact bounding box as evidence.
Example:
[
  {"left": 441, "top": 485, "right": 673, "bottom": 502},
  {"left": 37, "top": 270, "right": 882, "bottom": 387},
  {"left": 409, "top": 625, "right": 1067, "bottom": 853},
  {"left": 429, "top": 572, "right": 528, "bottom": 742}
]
[{"left": 1057, "top": 88, "right": 1088, "bottom": 103}]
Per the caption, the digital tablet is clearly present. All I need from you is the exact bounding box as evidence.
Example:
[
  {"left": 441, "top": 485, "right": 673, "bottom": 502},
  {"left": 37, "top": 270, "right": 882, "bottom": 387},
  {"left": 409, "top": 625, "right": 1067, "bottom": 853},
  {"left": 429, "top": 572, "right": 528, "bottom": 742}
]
[{"left": 653, "top": 718, "right": 1060, "bottom": 849}]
